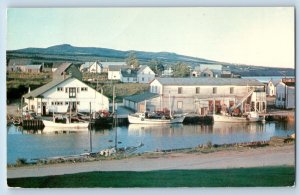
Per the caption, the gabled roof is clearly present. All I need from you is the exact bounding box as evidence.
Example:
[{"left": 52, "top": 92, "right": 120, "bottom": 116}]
[
  {"left": 53, "top": 62, "right": 82, "bottom": 80},
  {"left": 81, "top": 62, "right": 100, "bottom": 69},
  {"left": 154, "top": 77, "right": 264, "bottom": 86},
  {"left": 100, "top": 62, "right": 126, "bottom": 67},
  {"left": 25, "top": 64, "right": 42, "bottom": 69},
  {"left": 137, "top": 65, "right": 154, "bottom": 74},
  {"left": 23, "top": 77, "right": 67, "bottom": 99},
  {"left": 53, "top": 62, "right": 72, "bottom": 75},
  {"left": 124, "top": 92, "right": 159, "bottom": 103},
  {"left": 108, "top": 65, "right": 128, "bottom": 71},
  {"left": 121, "top": 68, "right": 138, "bottom": 77}
]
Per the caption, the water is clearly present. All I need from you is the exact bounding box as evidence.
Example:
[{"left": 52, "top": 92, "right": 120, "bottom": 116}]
[
  {"left": 242, "top": 76, "right": 295, "bottom": 83},
  {"left": 7, "top": 121, "right": 295, "bottom": 165}
]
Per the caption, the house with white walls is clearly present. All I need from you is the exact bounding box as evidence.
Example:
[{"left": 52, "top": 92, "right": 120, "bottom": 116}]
[
  {"left": 80, "top": 61, "right": 102, "bottom": 73},
  {"left": 120, "top": 68, "right": 138, "bottom": 83},
  {"left": 266, "top": 79, "right": 280, "bottom": 96},
  {"left": 23, "top": 76, "right": 109, "bottom": 115},
  {"left": 275, "top": 78, "right": 295, "bottom": 109},
  {"left": 108, "top": 65, "right": 127, "bottom": 80},
  {"left": 137, "top": 65, "right": 155, "bottom": 83}
]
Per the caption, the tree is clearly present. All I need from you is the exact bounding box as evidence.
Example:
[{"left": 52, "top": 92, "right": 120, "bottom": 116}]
[
  {"left": 173, "top": 62, "right": 191, "bottom": 77},
  {"left": 125, "top": 52, "right": 139, "bottom": 68},
  {"left": 149, "top": 59, "right": 164, "bottom": 75}
]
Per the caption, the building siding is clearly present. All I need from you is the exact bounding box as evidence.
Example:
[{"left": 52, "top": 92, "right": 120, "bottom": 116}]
[{"left": 24, "top": 78, "right": 109, "bottom": 114}]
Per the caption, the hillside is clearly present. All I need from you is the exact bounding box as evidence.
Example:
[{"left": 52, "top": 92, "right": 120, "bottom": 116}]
[{"left": 7, "top": 44, "right": 295, "bottom": 76}]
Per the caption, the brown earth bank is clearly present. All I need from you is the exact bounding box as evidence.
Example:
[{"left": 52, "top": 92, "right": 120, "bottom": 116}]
[{"left": 7, "top": 142, "right": 295, "bottom": 179}]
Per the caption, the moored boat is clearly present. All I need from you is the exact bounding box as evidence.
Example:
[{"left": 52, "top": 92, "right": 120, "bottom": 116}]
[
  {"left": 213, "top": 112, "right": 265, "bottom": 123},
  {"left": 42, "top": 119, "right": 89, "bottom": 129},
  {"left": 128, "top": 112, "right": 186, "bottom": 124}
]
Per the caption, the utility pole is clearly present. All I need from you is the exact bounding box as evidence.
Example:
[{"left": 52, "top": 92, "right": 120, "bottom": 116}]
[{"left": 89, "top": 101, "right": 92, "bottom": 153}]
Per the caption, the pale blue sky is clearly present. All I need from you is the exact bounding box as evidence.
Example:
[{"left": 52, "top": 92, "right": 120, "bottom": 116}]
[{"left": 7, "top": 7, "right": 294, "bottom": 68}]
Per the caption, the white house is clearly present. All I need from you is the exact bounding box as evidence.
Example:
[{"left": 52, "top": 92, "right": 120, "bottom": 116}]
[
  {"left": 124, "top": 77, "right": 266, "bottom": 115},
  {"left": 108, "top": 65, "right": 127, "bottom": 80},
  {"left": 275, "top": 78, "right": 295, "bottom": 109},
  {"left": 80, "top": 62, "right": 102, "bottom": 73},
  {"left": 137, "top": 65, "right": 155, "bottom": 83},
  {"left": 120, "top": 68, "right": 138, "bottom": 83},
  {"left": 161, "top": 67, "right": 173, "bottom": 77},
  {"left": 23, "top": 76, "right": 109, "bottom": 115},
  {"left": 266, "top": 80, "right": 279, "bottom": 96}
]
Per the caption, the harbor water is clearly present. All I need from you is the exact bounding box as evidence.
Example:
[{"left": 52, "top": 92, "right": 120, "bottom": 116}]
[{"left": 7, "top": 121, "right": 295, "bottom": 165}]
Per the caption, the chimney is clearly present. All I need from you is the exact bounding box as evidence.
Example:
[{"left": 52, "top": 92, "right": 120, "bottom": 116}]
[{"left": 28, "top": 87, "right": 31, "bottom": 93}]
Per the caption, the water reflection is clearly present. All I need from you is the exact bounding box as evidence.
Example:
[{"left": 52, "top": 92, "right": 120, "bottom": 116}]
[{"left": 7, "top": 121, "right": 295, "bottom": 164}]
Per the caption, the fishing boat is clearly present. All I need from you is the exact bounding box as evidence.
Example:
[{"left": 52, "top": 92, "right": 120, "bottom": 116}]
[
  {"left": 213, "top": 112, "right": 265, "bottom": 123},
  {"left": 128, "top": 93, "right": 186, "bottom": 124},
  {"left": 211, "top": 89, "right": 265, "bottom": 123},
  {"left": 42, "top": 118, "right": 89, "bottom": 129},
  {"left": 128, "top": 112, "right": 186, "bottom": 124}
]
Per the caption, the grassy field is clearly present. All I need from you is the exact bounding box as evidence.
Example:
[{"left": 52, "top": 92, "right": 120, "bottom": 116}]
[{"left": 7, "top": 166, "right": 295, "bottom": 188}]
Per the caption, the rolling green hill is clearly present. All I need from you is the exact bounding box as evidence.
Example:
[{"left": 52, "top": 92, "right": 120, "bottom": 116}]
[{"left": 7, "top": 44, "right": 295, "bottom": 76}]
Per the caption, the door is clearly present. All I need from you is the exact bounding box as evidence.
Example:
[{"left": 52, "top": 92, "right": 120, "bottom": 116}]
[{"left": 42, "top": 102, "right": 47, "bottom": 115}]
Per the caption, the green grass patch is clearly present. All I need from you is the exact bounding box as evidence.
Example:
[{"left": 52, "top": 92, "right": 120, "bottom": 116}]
[{"left": 7, "top": 166, "right": 295, "bottom": 188}]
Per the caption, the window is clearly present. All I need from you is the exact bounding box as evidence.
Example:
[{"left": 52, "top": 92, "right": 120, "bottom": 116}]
[
  {"left": 51, "top": 102, "right": 54, "bottom": 105},
  {"left": 57, "top": 87, "right": 63, "bottom": 92},
  {"left": 213, "top": 87, "right": 217, "bottom": 94},
  {"left": 77, "top": 87, "right": 80, "bottom": 93},
  {"left": 65, "top": 88, "right": 68, "bottom": 93},
  {"left": 142, "top": 77, "right": 144, "bottom": 81},
  {"left": 77, "top": 101, "right": 80, "bottom": 105},
  {"left": 178, "top": 87, "right": 182, "bottom": 94},
  {"left": 230, "top": 87, "right": 234, "bottom": 94},
  {"left": 65, "top": 102, "right": 69, "bottom": 105},
  {"left": 81, "top": 87, "right": 88, "bottom": 91},
  {"left": 177, "top": 101, "right": 183, "bottom": 109},
  {"left": 196, "top": 87, "right": 200, "bottom": 94},
  {"left": 69, "top": 87, "right": 76, "bottom": 98}
]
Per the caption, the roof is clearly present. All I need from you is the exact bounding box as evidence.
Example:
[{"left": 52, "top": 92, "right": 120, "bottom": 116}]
[
  {"left": 52, "top": 62, "right": 65, "bottom": 68},
  {"left": 24, "top": 65, "right": 42, "bottom": 69},
  {"left": 8, "top": 59, "right": 32, "bottom": 66},
  {"left": 100, "top": 62, "right": 126, "bottom": 68},
  {"left": 81, "top": 62, "right": 100, "bottom": 69},
  {"left": 154, "top": 77, "right": 264, "bottom": 86},
  {"left": 23, "top": 77, "right": 67, "bottom": 98},
  {"left": 124, "top": 92, "right": 159, "bottom": 103},
  {"left": 121, "top": 68, "right": 138, "bottom": 77},
  {"left": 137, "top": 65, "right": 151, "bottom": 74},
  {"left": 108, "top": 65, "right": 128, "bottom": 71},
  {"left": 53, "top": 62, "right": 72, "bottom": 75}
]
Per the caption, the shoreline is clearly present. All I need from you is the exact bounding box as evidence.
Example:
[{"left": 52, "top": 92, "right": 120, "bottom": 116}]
[{"left": 7, "top": 142, "right": 295, "bottom": 179}]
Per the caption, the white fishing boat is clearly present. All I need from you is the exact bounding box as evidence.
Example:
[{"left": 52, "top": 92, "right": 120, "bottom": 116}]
[
  {"left": 128, "top": 112, "right": 186, "bottom": 124},
  {"left": 213, "top": 112, "right": 265, "bottom": 123},
  {"left": 42, "top": 118, "right": 89, "bottom": 129},
  {"left": 128, "top": 93, "right": 186, "bottom": 124}
]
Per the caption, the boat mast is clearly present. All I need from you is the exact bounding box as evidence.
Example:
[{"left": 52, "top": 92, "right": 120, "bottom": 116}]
[
  {"left": 69, "top": 101, "right": 71, "bottom": 124},
  {"left": 112, "top": 85, "right": 115, "bottom": 114},
  {"left": 213, "top": 98, "right": 215, "bottom": 115},
  {"left": 169, "top": 91, "right": 172, "bottom": 118}
]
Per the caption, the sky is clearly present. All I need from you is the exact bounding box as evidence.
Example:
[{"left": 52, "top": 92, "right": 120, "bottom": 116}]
[{"left": 7, "top": 7, "right": 294, "bottom": 68}]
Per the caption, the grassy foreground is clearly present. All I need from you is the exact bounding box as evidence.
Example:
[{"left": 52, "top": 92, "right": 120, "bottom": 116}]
[{"left": 7, "top": 166, "right": 295, "bottom": 188}]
